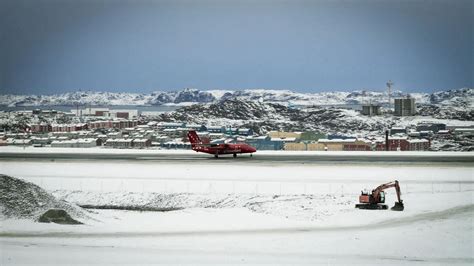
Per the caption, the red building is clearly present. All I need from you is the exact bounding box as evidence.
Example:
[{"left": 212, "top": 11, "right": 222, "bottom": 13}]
[
  {"left": 343, "top": 140, "right": 372, "bottom": 151},
  {"left": 375, "top": 137, "right": 430, "bottom": 151}
]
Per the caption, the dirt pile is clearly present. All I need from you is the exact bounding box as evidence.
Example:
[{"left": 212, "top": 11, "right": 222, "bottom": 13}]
[
  {"left": 38, "top": 209, "right": 82, "bottom": 224},
  {"left": 0, "top": 174, "right": 85, "bottom": 221}
]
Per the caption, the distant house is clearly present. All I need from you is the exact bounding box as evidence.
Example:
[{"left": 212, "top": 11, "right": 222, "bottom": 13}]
[
  {"left": 283, "top": 142, "right": 307, "bottom": 151},
  {"left": 314, "top": 138, "right": 371, "bottom": 151},
  {"left": 184, "top": 124, "right": 206, "bottom": 132},
  {"left": 268, "top": 131, "right": 302, "bottom": 139},
  {"left": 453, "top": 128, "right": 474, "bottom": 137},
  {"left": 207, "top": 126, "right": 225, "bottom": 133},
  {"left": 51, "top": 138, "right": 100, "bottom": 148},
  {"left": 375, "top": 137, "right": 430, "bottom": 151},
  {"left": 132, "top": 139, "right": 151, "bottom": 149},
  {"left": 109, "top": 110, "right": 139, "bottom": 119},
  {"left": 161, "top": 141, "right": 191, "bottom": 149},
  {"left": 237, "top": 128, "right": 253, "bottom": 136},
  {"left": 6, "top": 138, "right": 32, "bottom": 146},
  {"left": 246, "top": 136, "right": 285, "bottom": 150},
  {"left": 105, "top": 138, "right": 133, "bottom": 149},
  {"left": 390, "top": 127, "right": 406, "bottom": 135},
  {"left": 407, "top": 139, "right": 430, "bottom": 151},
  {"left": 158, "top": 122, "right": 185, "bottom": 129},
  {"left": 416, "top": 123, "right": 446, "bottom": 133}
]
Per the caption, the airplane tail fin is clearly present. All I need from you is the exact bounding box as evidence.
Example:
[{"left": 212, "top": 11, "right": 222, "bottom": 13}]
[{"left": 187, "top": 130, "right": 202, "bottom": 148}]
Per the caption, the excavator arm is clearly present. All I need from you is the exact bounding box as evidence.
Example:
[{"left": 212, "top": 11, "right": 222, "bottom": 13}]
[{"left": 372, "top": 180, "right": 402, "bottom": 203}]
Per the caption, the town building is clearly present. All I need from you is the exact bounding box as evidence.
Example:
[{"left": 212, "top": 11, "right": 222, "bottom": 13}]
[
  {"left": 283, "top": 142, "right": 307, "bottom": 151},
  {"left": 375, "top": 137, "right": 430, "bottom": 151},
  {"left": 105, "top": 138, "right": 133, "bottom": 149},
  {"left": 268, "top": 131, "right": 302, "bottom": 139},
  {"left": 453, "top": 128, "right": 474, "bottom": 137},
  {"left": 51, "top": 138, "right": 101, "bottom": 148},
  {"left": 158, "top": 122, "right": 185, "bottom": 130},
  {"left": 6, "top": 138, "right": 33, "bottom": 146},
  {"left": 132, "top": 139, "right": 152, "bottom": 149},
  {"left": 361, "top": 105, "right": 381, "bottom": 116},
  {"left": 315, "top": 139, "right": 370, "bottom": 151},
  {"left": 416, "top": 123, "right": 446, "bottom": 133},
  {"left": 343, "top": 139, "right": 372, "bottom": 151},
  {"left": 206, "top": 126, "right": 225, "bottom": 133},
  {"left": 394, "top": 97, "right": 416, "bottom": 116},
  {"left": 246, "top": 136, "right": 285, "bottom": 150},
  {"left": 407, "top": 139, "right": 430, "bottom": 151},
  {"left": 390, "top": 127, "right": 406, "bottom": 135}
]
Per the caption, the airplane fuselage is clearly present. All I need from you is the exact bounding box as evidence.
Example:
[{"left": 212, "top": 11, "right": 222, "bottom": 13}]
[
  {"left": 192, "top": 143, "right": 256, "bottom": 155},
  {"left": 187, "top": 130, "right": 256, "bottom": 158}
]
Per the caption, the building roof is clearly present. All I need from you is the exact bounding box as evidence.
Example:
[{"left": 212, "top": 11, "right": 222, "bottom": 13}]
[
  {"left": 318, "top": 138, "right": 357, "bottom": 143},
  {"left": 454, "top": 128, "right": 474, "bottom": 132},
  {"left": 407, "top": 139, "right": 429, "bottom": 143},
  {"left": 271, "top": 137, "right": 297, "bottom": 142},
  {"left": 133, "top": 139, "right": 149, "bottom": 143}
]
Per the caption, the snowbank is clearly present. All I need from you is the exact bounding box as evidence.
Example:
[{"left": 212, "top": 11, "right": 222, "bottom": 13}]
[{"left": 0, "top": 175, "right": 85, "bottom": 220}]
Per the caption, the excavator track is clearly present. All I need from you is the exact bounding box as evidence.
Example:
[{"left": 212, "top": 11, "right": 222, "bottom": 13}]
[{"left": 355, "top": 204, "right": 388, "bottom": 210}]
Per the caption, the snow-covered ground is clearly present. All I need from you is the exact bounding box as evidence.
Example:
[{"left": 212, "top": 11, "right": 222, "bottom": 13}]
[{"left": 1, "top": 159, "right": 473, "bottom": 265}]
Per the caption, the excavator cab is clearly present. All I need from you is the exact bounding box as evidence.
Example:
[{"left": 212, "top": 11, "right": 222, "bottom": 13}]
[{"left": 379, "top": 191, "right": 385, "bottom": 203}]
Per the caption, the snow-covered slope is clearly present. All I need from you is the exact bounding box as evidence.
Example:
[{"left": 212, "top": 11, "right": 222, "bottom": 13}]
[
  {"left": 2, "top": 88, "right": 470, "bottom": 107},
  {"left": 0, "top": 174, "right": 85, "bottom": 220}
]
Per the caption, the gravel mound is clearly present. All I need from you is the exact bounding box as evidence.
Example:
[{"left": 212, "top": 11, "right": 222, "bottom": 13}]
[
  {"left": 38, "top": 209, "right": 82, "bottom": 224},
  {"left": 0, "top": 174, "right": 85, "bottom": 220}
]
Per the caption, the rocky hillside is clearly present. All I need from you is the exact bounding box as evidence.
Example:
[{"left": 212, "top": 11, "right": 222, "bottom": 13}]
[
  {"left": 2, "top": 87, "right": 471, "bottom": 107},
  {"left": 155, "top": 99, "right": 393, "bottom": 135},
  {"left": 429, "top": 88, "right": 473, "bottom": 107},
  {"left": 0, "top": 88, "right": 216, "bottom": 107}
]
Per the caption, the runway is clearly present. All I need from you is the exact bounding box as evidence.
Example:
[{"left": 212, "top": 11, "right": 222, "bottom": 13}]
[{"left": 0, "top": 147, "right": 473, "bottom": 164}]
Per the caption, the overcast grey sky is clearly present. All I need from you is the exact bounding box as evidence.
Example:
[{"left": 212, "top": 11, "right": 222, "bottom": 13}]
[{"left": 0, "top": 0, "right": 472, "bottom": 94}]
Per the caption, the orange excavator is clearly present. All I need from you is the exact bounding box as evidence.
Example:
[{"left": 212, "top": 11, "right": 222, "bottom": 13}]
[{"left": 355, "top": 180, "right": 404, "bottom": 211}]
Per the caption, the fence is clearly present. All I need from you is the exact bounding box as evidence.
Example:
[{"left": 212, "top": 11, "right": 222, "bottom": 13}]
[{"left": 31, "top": 176, "right": 474, "bottom": 196}]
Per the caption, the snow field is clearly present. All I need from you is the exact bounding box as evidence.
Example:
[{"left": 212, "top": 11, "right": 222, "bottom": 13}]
[{"left": 1, "top": 159, "right": 473, "bottom": 265}]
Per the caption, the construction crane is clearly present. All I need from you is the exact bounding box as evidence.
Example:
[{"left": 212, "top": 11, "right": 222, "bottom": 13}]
[
  {"left": 355, "top": 180, "right": 404, "bottom": 211},
  {"left": 387, "top": 80, "right": 394, "bottom": 110}
]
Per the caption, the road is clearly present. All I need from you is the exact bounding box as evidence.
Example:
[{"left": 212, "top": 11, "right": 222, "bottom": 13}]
[{"left": 0, "top": 147, "right": 473, "bottom": 164}]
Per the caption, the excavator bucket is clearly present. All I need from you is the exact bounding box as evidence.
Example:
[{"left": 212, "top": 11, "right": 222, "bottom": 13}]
[{"left": 391, "top": 201, "right": 404, "bottom": 211}]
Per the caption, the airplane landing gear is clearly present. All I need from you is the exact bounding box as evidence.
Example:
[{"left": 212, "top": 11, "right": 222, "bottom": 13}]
[
  {"left": 214, "top": 154, "right": 218, "bottom": 158},
  {"left": 250, "top": 153, "right": 253, "bottom": 157},
  {"left": 233, "top": 153, "right": 237, "bottom": 158}
]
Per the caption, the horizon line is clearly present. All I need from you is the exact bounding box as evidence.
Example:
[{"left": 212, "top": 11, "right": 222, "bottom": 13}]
[{"left": 1, "top": 87, "right": 471, "bottom": 96}]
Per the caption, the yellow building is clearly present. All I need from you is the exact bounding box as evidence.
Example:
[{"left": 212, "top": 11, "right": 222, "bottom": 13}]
[
  {"left": 314, "top": 139, "right": 358, "bottom": 151},
  {"left": 284, "top": 142, "right": 306, "bottom": 151},
  {"left": 268, "top": 131, "right": 302, "bottom": 139},
  {"left": 285, "top": 139, "right": 372, "bottom": 151},
  {"left": 307, "top": 143, "right": 324, "bottom": 151}
]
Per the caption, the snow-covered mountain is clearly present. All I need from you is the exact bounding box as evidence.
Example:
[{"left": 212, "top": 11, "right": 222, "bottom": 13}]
[{"left": 3, "top": 87, "right": 469, "bottom": 107}]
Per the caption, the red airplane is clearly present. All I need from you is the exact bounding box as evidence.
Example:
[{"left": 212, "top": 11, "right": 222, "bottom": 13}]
[{"left": 187, "top": 130, "right": 256, "bottom": 158}]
